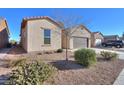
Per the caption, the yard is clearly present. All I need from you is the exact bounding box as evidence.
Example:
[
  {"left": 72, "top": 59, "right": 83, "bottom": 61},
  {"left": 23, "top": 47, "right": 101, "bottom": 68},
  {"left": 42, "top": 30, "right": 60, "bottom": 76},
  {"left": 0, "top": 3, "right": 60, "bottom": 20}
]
[{"left": 0, "top": 46, "right": 124, "bottom": 85}]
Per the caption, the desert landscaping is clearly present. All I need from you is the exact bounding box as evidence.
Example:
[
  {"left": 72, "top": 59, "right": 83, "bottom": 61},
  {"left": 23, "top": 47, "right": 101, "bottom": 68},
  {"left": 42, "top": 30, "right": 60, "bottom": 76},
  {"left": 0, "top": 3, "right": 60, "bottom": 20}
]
[{"left": 0, "top": 46, "right": 124, "bottom": 85}]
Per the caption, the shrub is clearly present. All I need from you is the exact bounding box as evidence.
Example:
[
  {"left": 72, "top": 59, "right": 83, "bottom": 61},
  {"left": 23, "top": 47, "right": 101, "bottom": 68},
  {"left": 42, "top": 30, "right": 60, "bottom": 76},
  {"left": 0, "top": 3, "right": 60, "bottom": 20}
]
[
  {"left": 56, "top": 49, "right": 63, "bottom": 53},
  {"left": 44, "top": 51, "right": 53, "bottom": 54},
  {"left": 100, "top": 51, "right": 118, "bottom": 60},
  {"left": 74, "top": 48, "right": 97, "bottom": 67},
  {"left": 37, "top": 52, "right": 42, "bottom": 55},
  {"left": 9, "top": 40, "right": 17, "bottom": 46},
  {"left": 7, "top": 60, "right": 57, "bottom": 85},
  {"left": 8, "top": 58, "right": 27, "bottom": 68}
]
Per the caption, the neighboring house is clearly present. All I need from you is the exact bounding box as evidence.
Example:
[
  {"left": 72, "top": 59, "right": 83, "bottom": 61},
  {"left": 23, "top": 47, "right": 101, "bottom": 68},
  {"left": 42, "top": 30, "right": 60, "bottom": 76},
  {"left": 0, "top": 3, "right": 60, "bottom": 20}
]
[
  {"left": 120, "top": 37, "right": 124, "bottom": 43},
  {"left": 20, "top": 16, "right": 63, "bottom": 52},
  {"left": 62, "top": 25, "right": 91, "bottom": 49},
  {"left": 104, "top": 35, "right": 119, "bottom": 42},
  {"left": 91, "top": 32, "right": 104, "bottom": 47},
  {"left": 0, "top": 17, "right": 9, "bottom": 48}
]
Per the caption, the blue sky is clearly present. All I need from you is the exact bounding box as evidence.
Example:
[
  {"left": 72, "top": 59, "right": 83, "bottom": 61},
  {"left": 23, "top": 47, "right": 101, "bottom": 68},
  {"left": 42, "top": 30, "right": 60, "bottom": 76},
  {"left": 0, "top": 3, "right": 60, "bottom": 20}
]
[{"left": 0, "top": 8, "right": 124, "bottom": 41}]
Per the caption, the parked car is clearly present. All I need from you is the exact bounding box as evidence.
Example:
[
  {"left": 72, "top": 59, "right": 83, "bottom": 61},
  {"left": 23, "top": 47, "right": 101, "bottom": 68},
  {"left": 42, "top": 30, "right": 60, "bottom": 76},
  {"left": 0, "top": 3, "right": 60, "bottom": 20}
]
[{"left": 102, "top": 40, "right": 123, "bottom": 48}]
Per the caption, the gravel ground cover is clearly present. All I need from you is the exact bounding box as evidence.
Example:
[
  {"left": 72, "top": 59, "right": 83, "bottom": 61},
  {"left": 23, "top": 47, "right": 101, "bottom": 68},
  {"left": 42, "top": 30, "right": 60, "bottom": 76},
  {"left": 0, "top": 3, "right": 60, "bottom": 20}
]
[{"left": 3, "top": 46, "right": 124, "bottom": 85}]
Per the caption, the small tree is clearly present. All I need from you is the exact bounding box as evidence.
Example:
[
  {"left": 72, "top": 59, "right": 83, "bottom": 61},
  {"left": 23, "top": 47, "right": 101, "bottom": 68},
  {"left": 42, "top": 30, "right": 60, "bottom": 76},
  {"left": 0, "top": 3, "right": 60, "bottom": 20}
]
[
  {"left": 9, "top": 39, "right": 17, "bottom": 46},
  {"left": 52, "top": 10, "right": 92, "bottom": 61}
]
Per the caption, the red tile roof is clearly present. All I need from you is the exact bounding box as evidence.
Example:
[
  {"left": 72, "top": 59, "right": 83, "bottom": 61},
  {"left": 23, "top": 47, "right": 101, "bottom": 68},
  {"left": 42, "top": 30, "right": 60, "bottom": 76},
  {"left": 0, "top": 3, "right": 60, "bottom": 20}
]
[{"left": 21, "top": 16, "right": 63, "bottom": 28}]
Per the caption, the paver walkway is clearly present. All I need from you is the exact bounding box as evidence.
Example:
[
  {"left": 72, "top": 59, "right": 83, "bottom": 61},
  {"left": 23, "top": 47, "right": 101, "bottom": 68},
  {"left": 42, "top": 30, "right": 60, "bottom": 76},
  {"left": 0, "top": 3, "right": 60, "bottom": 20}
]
[
  {"left": 0, "top": 48, "right": 11, "bottom": 85},
  {"left": 114, "top": 69, "right": 124, "bottom": 85}
]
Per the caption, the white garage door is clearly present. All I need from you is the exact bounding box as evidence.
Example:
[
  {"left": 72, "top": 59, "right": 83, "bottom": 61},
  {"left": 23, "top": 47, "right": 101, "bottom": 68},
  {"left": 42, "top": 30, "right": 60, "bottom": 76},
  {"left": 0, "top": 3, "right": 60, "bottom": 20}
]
[
  {"left": 73, "top": 37, "right": 88, "bottom": 49},
  {"left": 95, "top": 39, "right": 102, "bottom": 46}
]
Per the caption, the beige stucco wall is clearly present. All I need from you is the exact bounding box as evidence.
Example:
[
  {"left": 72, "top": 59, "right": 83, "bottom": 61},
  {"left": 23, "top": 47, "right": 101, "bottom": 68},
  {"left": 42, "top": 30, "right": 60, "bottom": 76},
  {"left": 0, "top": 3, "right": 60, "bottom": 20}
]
[
  {"left": 25, "top": 19, "right": 62, "bottom": 52},
  {"left": 62, "top": 26, "right": 91, "bottom": 49},
  {"left": 71, "top": 27, "right": 91, "bottom": 38},
  {"left": 91, "top": 33, "right": 104, "bottom": 47},
  {"left": 21, "top": 25, "right": 28, "bottom": 51},
  {"left": 71, "top": 27, "right": 91, "bottom": 49},
  {"left": 0, "top": 20, "right": 6, "bottom": 31},
  {"left": 0, "top": 20, "right": 9, "bottom": 48},
  {"left": 91, "top": 34, "right": 95, "bottom": 47}
]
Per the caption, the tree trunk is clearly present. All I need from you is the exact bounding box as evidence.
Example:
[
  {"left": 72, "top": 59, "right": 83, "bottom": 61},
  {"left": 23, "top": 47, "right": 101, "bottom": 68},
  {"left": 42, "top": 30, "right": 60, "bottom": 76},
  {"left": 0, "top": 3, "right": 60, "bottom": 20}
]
[{"left": 65, "top": 34, "right": 68, "bottom": 61}]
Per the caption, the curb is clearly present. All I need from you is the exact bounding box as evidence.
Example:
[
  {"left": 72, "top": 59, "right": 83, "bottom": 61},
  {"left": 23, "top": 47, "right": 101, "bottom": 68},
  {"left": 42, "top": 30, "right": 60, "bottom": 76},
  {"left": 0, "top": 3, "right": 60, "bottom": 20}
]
[{"left": 113, "top": 69, "right": 124, "bottom": 85}]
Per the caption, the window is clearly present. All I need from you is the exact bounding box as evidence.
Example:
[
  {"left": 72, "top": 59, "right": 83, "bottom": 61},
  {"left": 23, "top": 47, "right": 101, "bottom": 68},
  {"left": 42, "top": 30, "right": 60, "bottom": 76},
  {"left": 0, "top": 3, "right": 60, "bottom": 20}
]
[{"left": 44, "top": 29, "right": 51, "bottom": 44}]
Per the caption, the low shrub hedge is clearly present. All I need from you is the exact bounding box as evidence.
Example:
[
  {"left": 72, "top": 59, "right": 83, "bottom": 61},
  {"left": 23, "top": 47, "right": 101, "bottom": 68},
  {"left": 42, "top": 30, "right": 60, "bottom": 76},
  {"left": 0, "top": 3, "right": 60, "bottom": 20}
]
[
  {"left": 100, "top": 51, "right": 118, "bottom": 60},
  {"left": 74, "top": 48, "right": 97, "bottom": 67},
  {"left": 7, "top": 60, "right": 57, "bottom": 85},
  {"left": 8, "top": 58, "right": 27, "bottom": 68}
]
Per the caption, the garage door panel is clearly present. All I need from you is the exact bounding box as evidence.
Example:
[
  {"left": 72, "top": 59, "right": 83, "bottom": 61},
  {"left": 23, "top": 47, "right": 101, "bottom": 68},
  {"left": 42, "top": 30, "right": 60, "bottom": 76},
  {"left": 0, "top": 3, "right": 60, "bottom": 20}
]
[
  {"left": 95, "top": 39, "right": 101, "bottom": 46},
  {"left": 73, "top": 37, "right": 87, "bottom": 49}
]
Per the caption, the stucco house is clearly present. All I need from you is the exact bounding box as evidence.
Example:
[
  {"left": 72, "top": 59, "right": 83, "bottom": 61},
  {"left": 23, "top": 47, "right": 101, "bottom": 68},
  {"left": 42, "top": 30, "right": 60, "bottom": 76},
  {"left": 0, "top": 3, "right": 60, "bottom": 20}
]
[
  {"left": 0, "top": 17, "right": 9, "bottom": 48},
  {"left": 91, "top": 32, "right": 104, "bottom": 47},
  {"left": 20, "top": 16, "right": 63, "bottom": 52},
  {"left": 104, "top": 35, "right": 119, "bottom": 42},
  {"left": 62, "top": 25, "right": 91, "bottom": 49}
]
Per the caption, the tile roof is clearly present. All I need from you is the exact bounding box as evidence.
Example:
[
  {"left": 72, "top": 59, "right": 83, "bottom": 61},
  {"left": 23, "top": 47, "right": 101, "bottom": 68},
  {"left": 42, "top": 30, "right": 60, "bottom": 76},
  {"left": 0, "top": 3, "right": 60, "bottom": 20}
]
[
  {"left": 21, "top": 16, "right": 63, "bottom": 28},
  {"left": 93, "top": 32, "right": 99, "bottom": 34},
  {"left": 23, "top": 16, "right": 49, "bottom": 20},
  {"left": 66, "top": 24, "right": 92, "bottom": 34},
  {"left": 92, "top": 31, "right": 104, "bottom": 37}
]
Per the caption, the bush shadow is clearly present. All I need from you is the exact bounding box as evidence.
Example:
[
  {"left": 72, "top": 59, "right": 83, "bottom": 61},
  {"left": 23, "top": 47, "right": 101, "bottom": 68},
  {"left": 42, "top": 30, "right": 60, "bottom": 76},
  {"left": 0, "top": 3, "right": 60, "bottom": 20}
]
[{"left": 50, "top": 60, "right": 83, "bottom": 70}]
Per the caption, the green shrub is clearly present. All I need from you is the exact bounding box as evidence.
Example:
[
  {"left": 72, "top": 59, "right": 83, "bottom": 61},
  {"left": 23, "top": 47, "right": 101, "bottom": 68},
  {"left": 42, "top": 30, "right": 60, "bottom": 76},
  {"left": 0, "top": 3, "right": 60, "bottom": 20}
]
[
  {"left": 7, "top": 60, "right": 57, "bottom": 85},
  {"left": 74, "top": 48, "right": 97, "bottom": 67},
  {"left": 56, "top": 49, "right": 63, "bottom": 53},
  {"left": 100, "top": 51, "right": 118, "bottom": 60}
]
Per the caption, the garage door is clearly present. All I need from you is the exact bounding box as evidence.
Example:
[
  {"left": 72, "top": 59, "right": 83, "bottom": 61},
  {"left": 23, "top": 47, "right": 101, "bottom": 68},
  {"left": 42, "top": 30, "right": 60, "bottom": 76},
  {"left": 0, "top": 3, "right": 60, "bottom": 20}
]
[
  {"left": 95, "top": 39, "right": 101, "bottom": 46},
  {"left": 73, "top": 37, "right": 88, "bottom": 49}
]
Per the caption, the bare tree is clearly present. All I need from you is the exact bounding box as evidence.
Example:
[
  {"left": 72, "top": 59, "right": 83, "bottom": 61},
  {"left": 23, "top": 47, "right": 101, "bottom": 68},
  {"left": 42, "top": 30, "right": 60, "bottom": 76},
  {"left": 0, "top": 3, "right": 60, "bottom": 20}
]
[{"left": 51, "top": 10, "right": 92, "bottom": 61}]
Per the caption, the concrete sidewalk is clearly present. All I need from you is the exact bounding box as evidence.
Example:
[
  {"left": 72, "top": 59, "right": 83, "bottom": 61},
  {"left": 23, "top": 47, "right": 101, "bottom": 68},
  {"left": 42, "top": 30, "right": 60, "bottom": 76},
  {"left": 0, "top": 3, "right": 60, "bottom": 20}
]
[
  {"left": 114, "top": 69, "right": 124, "bottom": 85},
  {"left": 91, "top": 48, "right": 124, "bottom": 60},
  {"left": 69, "top": 48, "right": 124, "bottom": 60}
]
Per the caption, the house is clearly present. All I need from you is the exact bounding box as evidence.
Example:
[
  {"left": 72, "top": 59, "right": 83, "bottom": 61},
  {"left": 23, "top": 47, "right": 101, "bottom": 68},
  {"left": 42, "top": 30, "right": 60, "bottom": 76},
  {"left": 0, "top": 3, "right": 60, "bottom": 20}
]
[
  {"left": 0, "top": 17, "right": 9, "bottom": 48},
  {"left": 91, "top": 32, "right": 104, "bottom": 47},
  {"left": 104, "top": 35, "right": 119, "bottom": 42},
  {"left": 62, "top": 25, "right": 91, "bottom": 49},
  {"left": 20, "top": 16, "right": 63, "bottom": 52}
]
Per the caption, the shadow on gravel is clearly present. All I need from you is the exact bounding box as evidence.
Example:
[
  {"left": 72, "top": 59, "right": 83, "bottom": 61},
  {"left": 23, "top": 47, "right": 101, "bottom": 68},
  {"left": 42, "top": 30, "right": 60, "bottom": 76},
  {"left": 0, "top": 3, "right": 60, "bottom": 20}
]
[
  {"left": 0, "top": 60, "right": 10, "bottom": 68},
  {"left": 50, "top": 60, "right": 83, "bottom": 70},
  {"left": 0, "top": 48, "right": 11, "bottom": 54},
  {"left": 7, "top": 46, "right": 26, "bottom": 55},
  {"left": 0, "top": 74, "right": 10, "bottom": 85}
]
